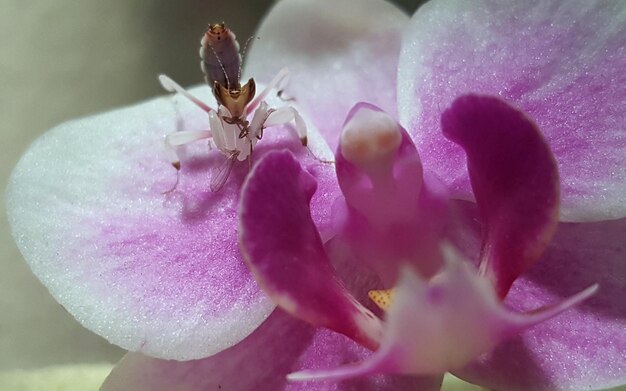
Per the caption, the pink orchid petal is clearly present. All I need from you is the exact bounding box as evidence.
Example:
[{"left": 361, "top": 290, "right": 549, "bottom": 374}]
[
  {"left": 6, "top": 85, "right": 332, "bottom": 360},
  {"left": 240, "top": 150, "right": 383, "bottom": 350},
  {"left": 441, "top": 95, "right": 560, "bottom": 298},
  {"left": 245, "top": 0, "right": 409, "bottom": 148},
  {"left": 399, "top": 0, "right": 626, "bottom": 221},
  {"left": 102, "top": 309, "right": 439, "bottom": 391},
  {"left": 335, "top": 103, "right": 447, "bottom": 284},
  {"left": 289, "top": 245, "right": 596, "bottom": 382},
  {"left": 455, "top": 217, "right": 626, "bottom": 391}
]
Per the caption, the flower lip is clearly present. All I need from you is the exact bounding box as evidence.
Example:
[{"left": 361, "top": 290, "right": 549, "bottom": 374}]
[{"left": 287, "top": 244, "right": 598, "bottom": 382}]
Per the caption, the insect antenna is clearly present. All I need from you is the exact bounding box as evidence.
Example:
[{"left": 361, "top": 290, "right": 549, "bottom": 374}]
[
  {"left": 238, "top": 35, "right": 260, "bottom": 85},
  {"left": 206, "top": 41, "right": 231, "bottom": 90},
  {"left": 306, "top": 146, "right": 335, "bottom": 165},
  {"left": 161, "top": 171, "right": 181, "bottom": 195}
]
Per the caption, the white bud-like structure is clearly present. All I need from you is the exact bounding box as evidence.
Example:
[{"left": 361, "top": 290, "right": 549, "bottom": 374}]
[{"left": 340, "top": 108, "right": 401, "bottom": 168}]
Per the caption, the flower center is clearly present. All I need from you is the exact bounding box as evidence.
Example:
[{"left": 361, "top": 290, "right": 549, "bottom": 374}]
[{"left": 368, "top": 289, "right": 394, "bottom": 311}]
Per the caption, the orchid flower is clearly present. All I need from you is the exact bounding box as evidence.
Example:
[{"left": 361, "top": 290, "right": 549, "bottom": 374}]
[{"left": 6, "top": 0, "right": 625, "bottom": 391}]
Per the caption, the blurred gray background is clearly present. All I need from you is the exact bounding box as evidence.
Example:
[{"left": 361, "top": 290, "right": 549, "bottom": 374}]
[{"left": 0, "top": 0, "right": 423, "bottom": 370}]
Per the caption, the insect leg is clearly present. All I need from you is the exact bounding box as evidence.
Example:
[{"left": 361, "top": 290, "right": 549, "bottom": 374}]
[
  {"left": 245, "top": 67, "right": 290, "bottom": 115},
  {"left": 264, "top": 106, "right": 308, "bottom": 146},
  {"left": 246, "top": 102, "right": 272, "bottom": 141},
  {"left": 159, "top": 74, "right": 215, "bottom": 114},
  {"left": 162, "top": 130, "right": 213, "bottom": 195},
  {"left": 164, "top": 130, "right": 213, "bottom": 170},
  {"left": 275, "top": 72, "right": 294, "bottom": 102}
]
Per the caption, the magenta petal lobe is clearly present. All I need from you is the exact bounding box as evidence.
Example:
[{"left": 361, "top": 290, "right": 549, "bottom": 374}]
[
  {"left": 240, "top": 150, "right": 383, "bottom": 350},
  {"left": 441, "top": 95, "right": 560, "bottom": 298}
]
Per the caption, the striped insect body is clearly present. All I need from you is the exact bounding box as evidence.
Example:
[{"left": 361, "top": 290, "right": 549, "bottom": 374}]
[{"left": 200, "top": 23, "right": 241, "bottom": 90}]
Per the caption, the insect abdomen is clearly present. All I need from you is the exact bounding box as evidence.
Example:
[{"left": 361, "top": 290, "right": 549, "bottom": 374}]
[{"left": 200, "top": 23, "right": 241, "bottom": 90}]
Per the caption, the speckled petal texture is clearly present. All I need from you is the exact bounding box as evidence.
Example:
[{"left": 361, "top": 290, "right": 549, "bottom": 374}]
[
  {"left": 101, "top": 309, "right": 440, "bottom": 391},
  {"left": 245, "top": 0, "right": 409, "bottom": 149},
  {"left": 456, "top": 218, "right": 626, "bottom": 391},
  {"left": 399, "top": 0, "right": 626, "bottom": 222},
  {"left": 6, "top": 85, "right": 335, "bottom": 360}
]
